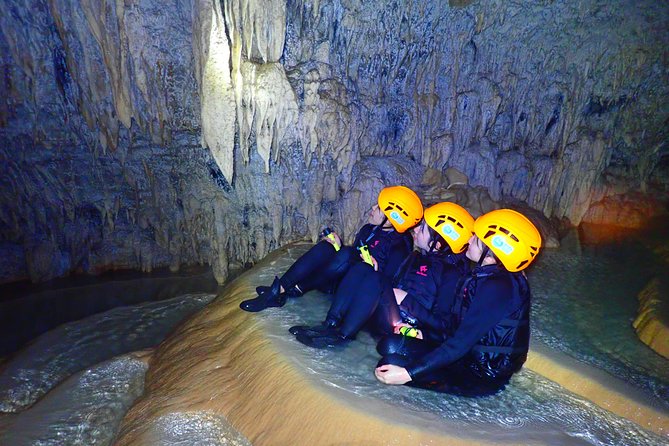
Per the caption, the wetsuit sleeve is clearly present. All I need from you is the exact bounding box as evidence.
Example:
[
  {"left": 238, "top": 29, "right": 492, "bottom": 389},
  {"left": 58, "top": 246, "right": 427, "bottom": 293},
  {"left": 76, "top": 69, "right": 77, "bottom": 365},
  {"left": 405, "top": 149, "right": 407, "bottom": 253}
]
[
  {"left": 405, "top": 276, "right": 513, "bottom": 380},
  {"left": 353, "top": 224, "right": 373, "bottom": 248}
]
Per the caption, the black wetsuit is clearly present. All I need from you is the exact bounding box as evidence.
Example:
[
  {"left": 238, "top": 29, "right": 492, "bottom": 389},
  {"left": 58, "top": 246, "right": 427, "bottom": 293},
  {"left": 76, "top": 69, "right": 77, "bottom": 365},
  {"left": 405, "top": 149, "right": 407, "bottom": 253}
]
[
  {"left": 377, "top": 264, "right": 531, "bottom": 396},
  {"left": 326, "top": 250, "right": 469, "bottom": 338},
  {"left": 279, "top": 224, "right": 412, "bottom": 295}
]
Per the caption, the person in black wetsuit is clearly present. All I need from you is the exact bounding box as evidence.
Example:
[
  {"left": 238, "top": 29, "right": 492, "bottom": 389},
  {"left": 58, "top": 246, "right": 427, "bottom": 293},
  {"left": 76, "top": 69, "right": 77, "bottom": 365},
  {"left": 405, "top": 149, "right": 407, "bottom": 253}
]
[
  {"left": 239, "top": 186, "right": 423, "bottom": 312},
  {"left": 292, "top": 202, "right": 475, "bottom": 349},
  {"left": 375, "top": 209, "right": 542, "bottom": 397}
]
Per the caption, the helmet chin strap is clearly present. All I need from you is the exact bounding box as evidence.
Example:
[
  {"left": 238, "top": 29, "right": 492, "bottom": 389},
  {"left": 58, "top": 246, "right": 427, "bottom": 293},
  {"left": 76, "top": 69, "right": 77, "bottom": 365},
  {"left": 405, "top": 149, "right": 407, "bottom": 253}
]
[
  {"left": 477, "top": 245, "right": 490, "bottom": 267},
  {"left": 376, "top": 216, "right": 390, "bottom": 232},
  {"left": 427, "top": 238, "right": 437, "bottom": 253}
]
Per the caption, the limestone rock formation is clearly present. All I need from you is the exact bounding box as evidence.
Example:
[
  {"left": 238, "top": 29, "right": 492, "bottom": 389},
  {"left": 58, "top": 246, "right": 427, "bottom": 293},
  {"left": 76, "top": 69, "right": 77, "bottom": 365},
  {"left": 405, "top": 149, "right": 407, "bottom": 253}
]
[
  {"left": 582, "top": 193, "right": 669, "bottom": 228},
  {"left": 633, "top": 278, "right": 669, "bottom": 360},
  {"left": 1, "top": 0, "right": 668, "bottom": 283}
]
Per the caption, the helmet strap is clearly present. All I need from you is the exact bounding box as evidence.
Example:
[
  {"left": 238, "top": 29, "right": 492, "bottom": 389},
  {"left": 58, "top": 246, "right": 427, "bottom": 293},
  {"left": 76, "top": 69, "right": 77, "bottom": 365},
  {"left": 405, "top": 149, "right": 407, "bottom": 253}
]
[
  {"left": 477, "top": 245, "right": 490, "bottom": 267},
  {"left": 376, "top": 216, "right": 390, "bottom": 232}
]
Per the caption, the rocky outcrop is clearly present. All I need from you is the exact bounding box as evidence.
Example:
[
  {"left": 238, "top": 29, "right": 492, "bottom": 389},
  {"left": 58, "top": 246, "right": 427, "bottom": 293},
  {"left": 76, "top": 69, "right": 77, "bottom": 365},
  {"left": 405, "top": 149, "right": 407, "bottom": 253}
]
[
  {"left": 582, "top": 193, "right": 669, "bottom": 228},
  {"left": 1, "top": 0, "right": 668, "bottom": 283},
  {"left": 633, "top": 278, "right": 669, "bottom": 360}
]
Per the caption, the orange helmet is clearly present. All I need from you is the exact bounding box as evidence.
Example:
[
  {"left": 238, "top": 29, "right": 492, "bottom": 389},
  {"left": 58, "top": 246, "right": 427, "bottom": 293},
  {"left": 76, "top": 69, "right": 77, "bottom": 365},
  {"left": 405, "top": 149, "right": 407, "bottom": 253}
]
[
  {"left": 474, "top": 209, "right": 542, "bottom": 272},
  {"left": 424, "top": 202, "right": 475, "bottom": 253},
  {"left": 377, "top": 186, "right": 423, "bottom": 233}
]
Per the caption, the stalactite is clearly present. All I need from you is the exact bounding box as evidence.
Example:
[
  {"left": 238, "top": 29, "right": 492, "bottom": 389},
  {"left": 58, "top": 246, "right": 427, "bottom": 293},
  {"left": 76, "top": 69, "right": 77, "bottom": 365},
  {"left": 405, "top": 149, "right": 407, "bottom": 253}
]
[{"left": 200, "top": 3, "right": 236, "bottom": 184}]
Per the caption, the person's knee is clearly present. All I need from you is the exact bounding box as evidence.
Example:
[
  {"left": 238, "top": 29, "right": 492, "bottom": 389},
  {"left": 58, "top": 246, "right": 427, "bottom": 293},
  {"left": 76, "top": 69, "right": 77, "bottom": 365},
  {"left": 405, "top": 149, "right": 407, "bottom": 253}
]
[
  {"left": 376, "top": 335, "right": 404, "bottom": 356},
  {"left": 334, "top": 246, "right": 356, "bottom": 262}
]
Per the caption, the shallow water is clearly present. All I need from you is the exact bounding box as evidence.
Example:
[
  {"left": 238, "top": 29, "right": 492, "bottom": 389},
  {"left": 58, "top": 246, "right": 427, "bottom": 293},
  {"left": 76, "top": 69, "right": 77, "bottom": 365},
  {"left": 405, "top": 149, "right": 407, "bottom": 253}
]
[
  {"left": 0, "top": 268, "right": 218, "bottom": 357},
  {"left": 0, "top": 293, "right": 216, "bottom": 412},
  {"left": 253, "top": 238, "right": 669, "bottom": 446},
  {"left": 531, "top": 229, "right": 669, "bottom": 408}
]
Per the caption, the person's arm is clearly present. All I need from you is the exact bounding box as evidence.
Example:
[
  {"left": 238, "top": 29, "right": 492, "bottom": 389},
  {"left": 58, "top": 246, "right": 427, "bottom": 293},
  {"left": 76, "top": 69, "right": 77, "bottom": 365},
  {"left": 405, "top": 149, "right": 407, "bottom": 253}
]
[
  {"left": 405, "top": 276, "right": 513, "bottom": 380},
  {"left": 352, "top": 224, "right": 373, "bottom": 248}
]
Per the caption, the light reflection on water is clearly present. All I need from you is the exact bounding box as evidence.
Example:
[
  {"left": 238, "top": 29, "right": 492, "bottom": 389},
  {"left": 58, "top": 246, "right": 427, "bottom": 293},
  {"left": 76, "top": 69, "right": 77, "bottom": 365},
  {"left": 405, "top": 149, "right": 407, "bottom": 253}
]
[
  {"left": 531, "top": 229, "right": 669, "bottom": 407},
  {"left": 256, "top": 238, "right": 669, "bottom": 446},
  {"left": 0, "top": 293, "right": 216, "bottom": 413}
]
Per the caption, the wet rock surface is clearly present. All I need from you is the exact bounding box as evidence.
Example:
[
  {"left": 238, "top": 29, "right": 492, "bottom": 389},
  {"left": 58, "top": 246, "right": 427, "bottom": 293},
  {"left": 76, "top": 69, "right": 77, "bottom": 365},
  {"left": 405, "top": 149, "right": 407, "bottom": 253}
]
[
  {"left": 0, "top": 354, "right": 148, "bottom": 446},
  {"left": 1, "top": 0, "right": 668, "bottom": 284},
  {"left": 0, "top": 293, "right": 215, "bottom": 412},
  {"left": 633, "top": 277, "right": 669, "bottom": 360}
]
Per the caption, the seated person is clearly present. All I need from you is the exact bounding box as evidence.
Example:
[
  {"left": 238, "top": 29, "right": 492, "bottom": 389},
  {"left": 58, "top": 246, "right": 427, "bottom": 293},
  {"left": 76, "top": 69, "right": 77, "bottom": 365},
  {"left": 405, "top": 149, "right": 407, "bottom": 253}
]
[
  {"left": 292, "top": 202, "right": 474, "bottom": 349},
  {"left": 375, "top": 209, "right": 541, "bottom": 397},
  {"left": 240, "top": 186, "right": 423, "bottom": 312}
]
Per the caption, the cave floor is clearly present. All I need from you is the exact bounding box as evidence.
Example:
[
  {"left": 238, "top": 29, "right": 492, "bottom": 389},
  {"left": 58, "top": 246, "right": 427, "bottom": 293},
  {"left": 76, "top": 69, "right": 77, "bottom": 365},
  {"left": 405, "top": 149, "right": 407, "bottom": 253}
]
[{"left": 114, "top": 242, "right": 669, "bottom": 445}]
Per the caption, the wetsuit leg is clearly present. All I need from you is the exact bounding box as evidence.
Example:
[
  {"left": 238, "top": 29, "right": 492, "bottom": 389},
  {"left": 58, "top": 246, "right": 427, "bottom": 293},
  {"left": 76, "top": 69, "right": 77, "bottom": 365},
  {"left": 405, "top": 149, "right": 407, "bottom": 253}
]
[
  {"left": 324, "top": 262, "right": 376, "bottom": 324},
  {"left": 364, "top": 285, "right": 401, "bottom": 336},
  {"left": 334, "top": 266, "right": 396, "bottom": 338},
  {"left": 418, "top": 359, "right": 509, "bottom": 396},
  {"left": 279, "top": 241, "right": 339, "bottom": 290},
  {"left": 294, "top": 246, "right": 357, "bottom": 294}
]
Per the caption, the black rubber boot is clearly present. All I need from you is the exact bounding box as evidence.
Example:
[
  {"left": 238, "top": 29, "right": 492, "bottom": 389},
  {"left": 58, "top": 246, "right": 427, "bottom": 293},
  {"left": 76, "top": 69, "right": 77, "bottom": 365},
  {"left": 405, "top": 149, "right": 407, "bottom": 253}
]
[
  {"left": 295, "top": 331, "right": 352, "bottom": 349},
  {"left": 256, "top": 284, "right": 302, "bottom": 298},
  {"left": 289, "top": 318, "right": 338, "bottom": 336},
  {"left": 240, "top": 276, "right": 286, "bottom": 312}
]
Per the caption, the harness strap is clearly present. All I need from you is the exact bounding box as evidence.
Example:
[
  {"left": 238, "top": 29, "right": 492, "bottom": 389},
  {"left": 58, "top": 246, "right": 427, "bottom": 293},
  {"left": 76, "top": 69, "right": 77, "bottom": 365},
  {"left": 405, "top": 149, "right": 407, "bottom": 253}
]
[{"left": 363, "top": 220, "right": 385, "bottom": 244}]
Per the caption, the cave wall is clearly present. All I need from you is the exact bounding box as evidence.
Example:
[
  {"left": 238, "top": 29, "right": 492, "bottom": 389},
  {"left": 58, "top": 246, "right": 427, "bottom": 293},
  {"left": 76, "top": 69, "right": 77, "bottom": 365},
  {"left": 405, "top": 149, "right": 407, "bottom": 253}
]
[{"left": 0, "top": 0, "right": 667, "bottom": 283}]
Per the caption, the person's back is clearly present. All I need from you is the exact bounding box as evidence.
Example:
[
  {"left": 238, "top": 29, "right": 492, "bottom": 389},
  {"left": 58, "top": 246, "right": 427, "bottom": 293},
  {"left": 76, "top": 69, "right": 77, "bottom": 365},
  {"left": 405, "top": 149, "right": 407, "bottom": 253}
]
[{"left": 459, "top": 266, "right": 530, "bottom": 379}]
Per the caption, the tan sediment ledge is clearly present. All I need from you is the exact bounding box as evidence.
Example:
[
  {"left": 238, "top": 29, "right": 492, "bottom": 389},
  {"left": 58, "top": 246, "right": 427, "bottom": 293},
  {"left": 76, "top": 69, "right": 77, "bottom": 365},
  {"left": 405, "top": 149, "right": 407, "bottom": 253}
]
[
  {"left": 633, "top": 278, "right": 669, "bottom": 360},
  {"left": 115, "top": 243, "right": 668, "bottom": 444},
  {"left": 525, "top": 344, "right": 668, "bottom": 436},
  {"left": 114, "top": 244, "right": 492, "bottom": 446}
]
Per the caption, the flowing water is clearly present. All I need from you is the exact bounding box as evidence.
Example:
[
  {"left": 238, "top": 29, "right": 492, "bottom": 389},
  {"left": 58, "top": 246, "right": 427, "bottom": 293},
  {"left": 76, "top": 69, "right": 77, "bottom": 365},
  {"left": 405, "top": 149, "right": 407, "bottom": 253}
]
[
  {"left": 0, "top": 267, "right": 218, "bottom": 357},
  {"left": 0, "top": 269, "right": 219, "bottom": 445},
  {"left": 1, "top": 226, "right": 668, "bottom": 445}
]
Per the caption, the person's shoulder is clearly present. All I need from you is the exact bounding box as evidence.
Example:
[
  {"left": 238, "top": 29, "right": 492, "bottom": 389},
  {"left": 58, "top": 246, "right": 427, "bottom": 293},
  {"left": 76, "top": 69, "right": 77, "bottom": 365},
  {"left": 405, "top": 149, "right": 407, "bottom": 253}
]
[
  {"left": 388, "top": 230, "right": 412, "bottom": 246},
  {"left": 478, "top": 267, "right": 515, "bottom": 292},
  {"left": 356, "top": 224, "right": 374, "bottom": 237},
  {"left": 433, "top": 251, "right": 463, "bottom": 269}
]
